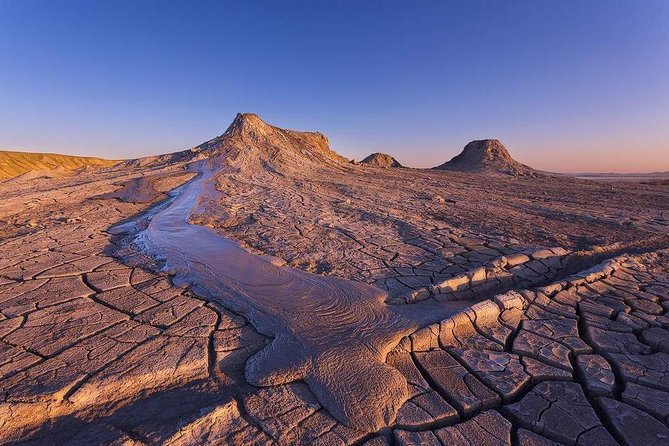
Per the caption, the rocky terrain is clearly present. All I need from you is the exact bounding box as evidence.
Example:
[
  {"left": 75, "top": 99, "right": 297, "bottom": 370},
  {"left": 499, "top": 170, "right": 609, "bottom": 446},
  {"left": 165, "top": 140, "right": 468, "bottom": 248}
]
[{"left": 1, "top": 114, "right": 668, "bottom": 445}]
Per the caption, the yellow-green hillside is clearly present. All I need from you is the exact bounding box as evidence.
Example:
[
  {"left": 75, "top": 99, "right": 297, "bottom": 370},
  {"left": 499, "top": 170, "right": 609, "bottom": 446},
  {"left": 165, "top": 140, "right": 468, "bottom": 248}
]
[{"left": 0, "top": 150, "right": 120, "bottom": 179}]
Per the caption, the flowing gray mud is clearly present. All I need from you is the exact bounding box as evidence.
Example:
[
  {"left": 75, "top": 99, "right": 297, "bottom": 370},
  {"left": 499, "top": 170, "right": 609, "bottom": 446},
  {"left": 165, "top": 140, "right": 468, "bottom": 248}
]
[{"left": 135, "top": 161, "right": 469, "bottom": 431}]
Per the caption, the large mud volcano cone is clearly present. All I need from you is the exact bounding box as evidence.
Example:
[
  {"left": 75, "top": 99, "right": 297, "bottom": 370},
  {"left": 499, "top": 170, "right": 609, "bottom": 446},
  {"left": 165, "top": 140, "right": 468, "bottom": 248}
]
[
  {"left": 206, "top": 113, "right": 350, "bottom": 170},
  {"left": 434, "top": 139, "right": 536, "bottom": 176},
  {"left": 121, "top": 113, "right": 350, "bottom": 172}
]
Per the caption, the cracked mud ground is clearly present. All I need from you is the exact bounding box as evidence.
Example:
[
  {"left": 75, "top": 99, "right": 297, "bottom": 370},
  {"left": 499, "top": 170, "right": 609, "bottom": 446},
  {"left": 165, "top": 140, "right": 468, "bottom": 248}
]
[{"left": 1, "top": 114, "right": 669, "bottom": 445}]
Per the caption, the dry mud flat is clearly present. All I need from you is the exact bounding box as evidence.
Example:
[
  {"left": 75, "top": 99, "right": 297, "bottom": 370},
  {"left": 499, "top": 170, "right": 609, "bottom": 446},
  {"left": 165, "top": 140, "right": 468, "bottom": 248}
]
[{"left": 1, "top": 114, "right": 669, "bottom": 445}]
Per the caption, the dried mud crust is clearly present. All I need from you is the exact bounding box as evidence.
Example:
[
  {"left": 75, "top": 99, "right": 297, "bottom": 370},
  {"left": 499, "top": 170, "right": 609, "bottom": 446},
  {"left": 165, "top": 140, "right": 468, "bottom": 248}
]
[
  {"left": 0, "top": 165, "right": 266, "bottom": 444},
  {"left": 208, "top": 156, "right": 669, "bottom": 303},
  {"left": 1, "top": 173, "right": 668, "bottom": 446},
  {"left": 3, "top": 193, "right": 669, "bottom": 445},
  {"left": 387, "top": 250, "right": 669, "bottom": 446}
]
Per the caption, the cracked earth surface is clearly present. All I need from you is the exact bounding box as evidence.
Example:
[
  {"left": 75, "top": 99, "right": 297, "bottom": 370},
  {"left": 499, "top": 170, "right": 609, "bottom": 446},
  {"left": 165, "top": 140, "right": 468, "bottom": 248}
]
[{"left": 1, "top": 114, "right": 669, "bottom": 445}]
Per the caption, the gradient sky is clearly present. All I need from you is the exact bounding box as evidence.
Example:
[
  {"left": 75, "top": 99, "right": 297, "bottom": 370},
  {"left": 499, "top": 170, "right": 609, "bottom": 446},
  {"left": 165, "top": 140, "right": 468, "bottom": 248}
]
[{"left": 1, "top": 1, "right": 668, "bottom": 172}]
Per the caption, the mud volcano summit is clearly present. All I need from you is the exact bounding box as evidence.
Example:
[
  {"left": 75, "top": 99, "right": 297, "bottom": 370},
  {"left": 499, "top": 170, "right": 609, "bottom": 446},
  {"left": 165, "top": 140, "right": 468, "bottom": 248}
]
[
  {"left": 1, "top": 113, "right": 669, "bottom": 445},
  {"left": 205, "top": 112, "right": 349, "bottom": 168}
]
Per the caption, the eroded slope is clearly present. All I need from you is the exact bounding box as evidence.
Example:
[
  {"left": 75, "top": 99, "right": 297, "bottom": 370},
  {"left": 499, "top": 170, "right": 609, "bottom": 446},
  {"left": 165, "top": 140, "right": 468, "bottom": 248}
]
[{"left": 0, "top": 150, "right": 119, "bottom": 180}]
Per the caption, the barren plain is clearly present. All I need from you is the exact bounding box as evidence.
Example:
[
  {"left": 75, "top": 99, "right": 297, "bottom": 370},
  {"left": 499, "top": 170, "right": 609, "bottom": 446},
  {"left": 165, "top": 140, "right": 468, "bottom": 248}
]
[{"left": 1, "top": 114, "right": 669, "bottom": 445}]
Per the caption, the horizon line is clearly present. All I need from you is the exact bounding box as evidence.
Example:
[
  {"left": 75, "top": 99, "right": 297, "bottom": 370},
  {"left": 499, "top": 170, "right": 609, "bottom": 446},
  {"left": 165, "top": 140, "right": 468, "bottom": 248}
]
[{"left": 1, "top": 146, "right": 667, "bottom": 176}]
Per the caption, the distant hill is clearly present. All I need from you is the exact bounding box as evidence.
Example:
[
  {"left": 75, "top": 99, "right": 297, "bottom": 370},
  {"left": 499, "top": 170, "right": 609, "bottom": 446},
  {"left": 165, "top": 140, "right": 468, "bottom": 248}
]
[
  {"left": 360, "top": 152, "right": 402, "bottom": 168},
  {"left": 0, "top": 150, "right": 119, "bottom": 180},
  {"left": 434, "top": 139, "right": 536, "bottom": 176}
]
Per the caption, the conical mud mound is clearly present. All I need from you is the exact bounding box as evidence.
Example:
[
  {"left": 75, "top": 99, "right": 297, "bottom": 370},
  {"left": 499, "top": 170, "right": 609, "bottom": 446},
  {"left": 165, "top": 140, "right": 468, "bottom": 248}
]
[
  {"left": 360, "top": 152, "right": 403, "bottom": 168},
  {"left": 434, "top": 139, "right": 536, "bottom": 176}
]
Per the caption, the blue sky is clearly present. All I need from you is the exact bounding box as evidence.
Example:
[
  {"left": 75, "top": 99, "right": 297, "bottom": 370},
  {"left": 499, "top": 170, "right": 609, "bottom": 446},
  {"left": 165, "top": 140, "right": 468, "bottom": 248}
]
[{"left": 1, "top": 1, "right": 668, "bottom": 172}]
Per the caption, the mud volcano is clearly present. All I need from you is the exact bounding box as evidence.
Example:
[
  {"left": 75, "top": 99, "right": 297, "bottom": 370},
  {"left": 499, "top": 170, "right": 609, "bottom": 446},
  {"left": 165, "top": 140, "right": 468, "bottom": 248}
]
[
  {"left": 360, "top": 152, "right": 403, "bottom": 168},
  {"left": 434, "top": 139, "right": 536, "bottom": 176}
]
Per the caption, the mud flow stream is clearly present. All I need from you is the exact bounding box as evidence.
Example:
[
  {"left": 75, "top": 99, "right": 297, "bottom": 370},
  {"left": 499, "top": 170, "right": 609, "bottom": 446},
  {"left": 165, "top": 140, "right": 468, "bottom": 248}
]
[{"left": 135, "top": 161, "right": 469, "bottom": 431}]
